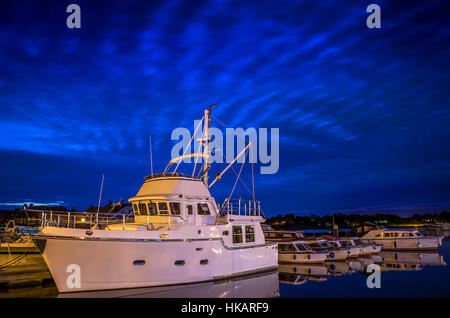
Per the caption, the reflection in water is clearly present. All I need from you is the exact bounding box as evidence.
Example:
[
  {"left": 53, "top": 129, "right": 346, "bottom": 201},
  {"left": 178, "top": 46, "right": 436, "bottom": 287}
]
[
  {"left": 58, "top": 270, "right": 280, "bottom": 298},
  {"left": 279, "top": 250, "right": 447, "bottom": 286}
]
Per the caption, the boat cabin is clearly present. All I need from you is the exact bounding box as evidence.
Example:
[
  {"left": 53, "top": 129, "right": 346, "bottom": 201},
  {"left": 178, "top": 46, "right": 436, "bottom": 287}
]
[
  {"left": 128, "top": 173, "right": 219, "bottom": 228},
  {"left": 363, "top": 229, "right": 424, "bottom": 239},
  {"left": 263, "top": 230, "right": 305, "bottom": 241},
  {"left": 278, "top": 241, "right": 312, "bottom": 253}
]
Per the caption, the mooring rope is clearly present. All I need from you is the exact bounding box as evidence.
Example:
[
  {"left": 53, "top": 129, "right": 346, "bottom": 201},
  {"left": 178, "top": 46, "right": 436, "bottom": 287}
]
[{"left": 0, "top": 246, "right": 37, "bottom": 270}]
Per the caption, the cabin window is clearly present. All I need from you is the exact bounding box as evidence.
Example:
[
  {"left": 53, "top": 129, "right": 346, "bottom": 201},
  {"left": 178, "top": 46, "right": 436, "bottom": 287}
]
[
  {"left": 138, "top": 203, "right": 148, "bottom": 215},
  {"left": 278, "top": 244, "right": 287, "bottom": 252},
  {"left": 170, "top": 202, "right": 181, "bottom": 215},
  {"left": 384, "top": 233, "right": 391, "bottom": 238},
  {"left": 393, "top": 233, "right": 399, "bottom": 237},
  {"left": 174, "top": 260, "right": 185, "bottom": 266},
  {"left": 158, "top": 202, "right": 169, "bottom": 215},
  {"left": 197, "top": 203, "right": 210, "bottom": 215},
  {"left": 232, "top": 226, "right": 243, "bottom": 244},
  {"left": 147, "top": 203, "right": 157, "bottom": 216},
  {"left": 245, "top": 225, "right": 255, "bottom": 242},
  {"left": 133, "top": 204, "right": 138, "bottom": 213},
  {"left": 282, "top": 234, "right": 293, "bottom": 238},
  {"left": 269, "top": 233, "right": 275, "bottom": 238},
  {"left": 200, "top": 259, "right": 208, "bottom": 265},
  {"left": 375, "top": 234, "right": 382, "bottom": 238},
  {"left": 187, "top": 205, "right": 193, "bottom": 215}
]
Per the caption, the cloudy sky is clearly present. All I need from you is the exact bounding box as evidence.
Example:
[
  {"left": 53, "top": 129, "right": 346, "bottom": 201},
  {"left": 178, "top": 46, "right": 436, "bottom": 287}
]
[{"left": 0, "top": 0, "right": 449, "bottom": 216}]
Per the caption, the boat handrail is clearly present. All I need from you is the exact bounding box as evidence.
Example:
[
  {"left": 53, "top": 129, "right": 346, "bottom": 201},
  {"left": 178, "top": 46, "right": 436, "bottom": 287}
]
[
  {"left": 219, "top": 198, "right": 263, "bottom": 217},
  {"left": 18, "top": 210, "right": 135, "bottom": 229},
  {"left": 143, "top": 172, "right": 200, "bottom": 181}
]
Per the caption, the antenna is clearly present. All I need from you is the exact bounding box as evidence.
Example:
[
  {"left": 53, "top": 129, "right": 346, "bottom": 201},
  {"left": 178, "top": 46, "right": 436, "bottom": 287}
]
[{"left": 149, "top": 135, "right": 153, "bottom": 175}]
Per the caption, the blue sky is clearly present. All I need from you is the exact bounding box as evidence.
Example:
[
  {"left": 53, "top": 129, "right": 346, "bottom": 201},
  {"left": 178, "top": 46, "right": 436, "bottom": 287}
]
[{"left": 0, "top": 0, "right": 449, "bottom": 216}]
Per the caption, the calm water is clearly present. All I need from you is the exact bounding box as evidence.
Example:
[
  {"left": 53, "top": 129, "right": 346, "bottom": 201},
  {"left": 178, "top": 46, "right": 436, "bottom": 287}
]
[{"left": 1, "top": 229, "right": 449, "bottom": 298}]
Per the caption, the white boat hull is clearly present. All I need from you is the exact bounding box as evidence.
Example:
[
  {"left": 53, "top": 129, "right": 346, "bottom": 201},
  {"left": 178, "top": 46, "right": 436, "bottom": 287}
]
[
  {"left": 35, "top": 236, "right": 278, "bottom": 293},
  {"left": 361, "top": 237, "right": 442, "bottom": 250},
  {"left": 278, "top": 252, "right": 327, "bottom": 264},
  {"left": 326, "top": 249, "right": 348, "bottom": 261}
]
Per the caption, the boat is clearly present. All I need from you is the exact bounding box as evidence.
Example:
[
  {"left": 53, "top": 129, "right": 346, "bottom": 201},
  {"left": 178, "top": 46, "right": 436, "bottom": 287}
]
[
  {"left": 301, "top": 238, "right": 349, "bottom": 260},
  {"left": 326, "top": 236, "right": 382, "bottom": 256},
  {"left": 277, "top": 240, "right": 328, "bottom": 263},
  {"left": 0, "top": 221, "right": 39, "bottom": 254},
  {"left": 0, "top": 236, "right": 38, "bottom": 254},
  {"left": 360, "top": 225, "right": 443, "bottom": 250},
  {"left": 31, "top": 107, "right": 278, "bottom": 293},
  {"left": 318, "top": 236, "right": 362, "bottom": 258}
]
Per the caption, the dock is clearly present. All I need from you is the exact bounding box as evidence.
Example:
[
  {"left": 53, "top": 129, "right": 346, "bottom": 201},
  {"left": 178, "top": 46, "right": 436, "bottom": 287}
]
[{"left": 0, "top": 253, "right": 56, "bottom": 295}]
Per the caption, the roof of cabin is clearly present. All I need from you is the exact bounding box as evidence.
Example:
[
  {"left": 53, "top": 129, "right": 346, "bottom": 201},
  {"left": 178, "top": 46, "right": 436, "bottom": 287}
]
[{"left": 130, "top": 174, "right": 212, "bottom": 201}]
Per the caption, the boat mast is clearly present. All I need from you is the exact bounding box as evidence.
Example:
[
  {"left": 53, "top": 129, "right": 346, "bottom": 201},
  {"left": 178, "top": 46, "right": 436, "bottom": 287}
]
[{"left": 203, "top": 105, "right": 215, "bottom": 186}]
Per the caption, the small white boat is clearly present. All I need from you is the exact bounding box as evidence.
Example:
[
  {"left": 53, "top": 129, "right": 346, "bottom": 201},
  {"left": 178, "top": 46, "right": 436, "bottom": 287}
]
[
  {"left": 0, "top": 236, "right": 38, "bottom": 254},
  {"left": 277, "top": 241, "right": 328, "bottom": 264},
  {"left": 302, "top": 238, "right": 349, "bottom": 260},
  {"left": 361, "top": 227, "right": 443, "bottom": 250},
  {"left": 334, "top": 237, "right": 382, "bottom": 256},
  {"left": 319, "top": 235, "right": 361, "bottom": 258}
]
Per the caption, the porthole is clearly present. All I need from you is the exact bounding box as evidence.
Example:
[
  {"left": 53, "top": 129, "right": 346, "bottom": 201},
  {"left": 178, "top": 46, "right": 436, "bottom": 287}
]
[
  {"left": 200, "top": 259, "right": 208, "bottom": 265},
  {"left": 133, "top": 260, "right": 146, "bottom": 266},
  {"left": 222, "top": 230, "right": 229, "bottom": 236},
  {"left": 175, "top": 260, "right": 185, "bottom": 266},
  {"left": 196, "top": 248, "right": 203, "bottom": 251}
]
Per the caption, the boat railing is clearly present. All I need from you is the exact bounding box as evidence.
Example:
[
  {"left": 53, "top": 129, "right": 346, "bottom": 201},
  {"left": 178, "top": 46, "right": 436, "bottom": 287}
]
[
  {"left": 21, "top": 209, "right": 135, "bottom": 230},
  {"left": 219, "top": 198, "right": 263, "bottom": 217}
]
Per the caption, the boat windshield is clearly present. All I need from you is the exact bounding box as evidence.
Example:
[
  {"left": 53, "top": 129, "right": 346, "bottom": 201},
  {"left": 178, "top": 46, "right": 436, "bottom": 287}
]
[
  {"left": 318, "top": 241, "right": 330, "bottom": 248},
  {"left": 295, "top": 243, "right": 309, "bottom": 251},
  {"left": 339, "top": 240, "right": 352, "bottom": 247},
  {"left": 353, "top": 239, "right": 363, "bottom": 245}
]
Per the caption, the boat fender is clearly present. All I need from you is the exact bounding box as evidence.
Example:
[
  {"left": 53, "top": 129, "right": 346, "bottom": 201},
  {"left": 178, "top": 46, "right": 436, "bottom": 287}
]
[
  {"left": 330, "top": 264, "right": 336, "bottom": 271},
  {"left": 293, "top": 254, "right": 296, "bottom": 260},
  {"left": 86, "top": 230, "right": 93, "bottom": 236},
  {"left": 307, "top": 254, "right": 311, "bottom": 260},
  {"left": 329, "top": 252, "right": 335, "bottom": 259}
]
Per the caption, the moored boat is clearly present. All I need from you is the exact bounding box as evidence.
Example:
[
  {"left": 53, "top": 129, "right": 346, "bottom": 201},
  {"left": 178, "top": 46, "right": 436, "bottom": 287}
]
[
  {"left": 277, "top": 240, "right": 328, "bottom": 264},
  {"left": 301, "top": 238, "right": 349, "bottom": 260},
  {"left": 361, "top": 226, "right": 443, "bottom": 250},
  {"left": 31, "top": 107, "right": 278, "bottom": 293}
]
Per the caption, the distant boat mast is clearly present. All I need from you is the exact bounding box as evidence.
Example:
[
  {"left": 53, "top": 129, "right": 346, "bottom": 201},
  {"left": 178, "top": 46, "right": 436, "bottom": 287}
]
[{"left": 149, "top": 135, "right": 154, "bottom": 176}]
